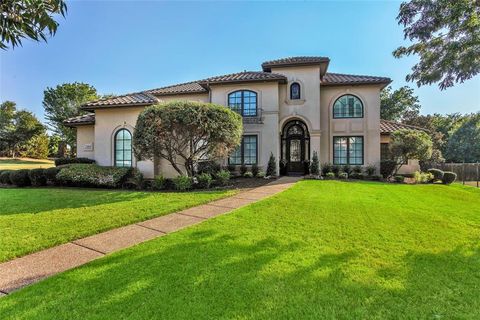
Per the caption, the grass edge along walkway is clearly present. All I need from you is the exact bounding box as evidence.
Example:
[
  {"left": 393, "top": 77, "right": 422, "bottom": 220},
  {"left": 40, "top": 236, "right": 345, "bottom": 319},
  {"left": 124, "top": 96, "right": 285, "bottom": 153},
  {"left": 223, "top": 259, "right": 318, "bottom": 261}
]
[{"left": 0, "top": 177, "right": 300, "bottom": 295}]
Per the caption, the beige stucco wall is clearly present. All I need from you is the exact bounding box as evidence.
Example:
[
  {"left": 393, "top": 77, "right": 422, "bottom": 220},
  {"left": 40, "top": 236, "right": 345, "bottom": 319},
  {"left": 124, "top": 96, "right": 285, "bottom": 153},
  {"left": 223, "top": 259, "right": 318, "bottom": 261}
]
[
  {"left": 210, "top": 82, "right": 280, "bottom": 173},
  {"left": 320, "top": 85, "right": 382, "bottom": 169},
  {"left": 76, "top": 125, "right": 95, "bottom": 159}
]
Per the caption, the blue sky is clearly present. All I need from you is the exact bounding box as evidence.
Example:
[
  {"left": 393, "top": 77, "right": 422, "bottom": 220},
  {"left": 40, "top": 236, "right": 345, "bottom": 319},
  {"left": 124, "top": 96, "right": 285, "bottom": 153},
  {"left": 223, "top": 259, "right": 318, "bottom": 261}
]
[{"left": 1, "top": 0, "right": 479, "bottom": 122}]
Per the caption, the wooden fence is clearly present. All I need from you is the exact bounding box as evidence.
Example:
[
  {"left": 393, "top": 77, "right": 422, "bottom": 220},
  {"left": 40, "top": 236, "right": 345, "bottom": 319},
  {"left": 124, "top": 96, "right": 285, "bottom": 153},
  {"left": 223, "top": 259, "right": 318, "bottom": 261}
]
[{"left": 430, "top": 162, "right": 480, "bottom": 187}]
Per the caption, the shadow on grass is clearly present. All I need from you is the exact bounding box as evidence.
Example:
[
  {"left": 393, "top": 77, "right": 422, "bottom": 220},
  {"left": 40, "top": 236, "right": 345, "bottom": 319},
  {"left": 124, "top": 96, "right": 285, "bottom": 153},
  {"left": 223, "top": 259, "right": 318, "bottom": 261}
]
[
  {"left": 1, "top": 227, "right": 479, "bottom": 319},
  {"left": 0, "top": 188, "right": 152, "bottom": 216}
]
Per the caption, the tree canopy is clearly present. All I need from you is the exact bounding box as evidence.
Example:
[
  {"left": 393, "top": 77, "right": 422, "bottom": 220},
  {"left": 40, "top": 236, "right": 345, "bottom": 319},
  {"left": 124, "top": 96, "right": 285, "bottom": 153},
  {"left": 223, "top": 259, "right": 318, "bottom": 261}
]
[
  {"left": 393, "top": 0, "right": 480, "bottom": 90},
  {"left": 0, "top": 101, "right": 46, "bottom": 157},
  {"left": 0, "top": 0, "right": 67, "bottom": 50},
  {"left": 380, "top": 86, "right": 421, "bottom": 121},
  {"left": 390, "top": 129, "right": 433, "bottom": 174},
  {"left": 43, "top": 82, "right": 99, "bottom": 154},
  {"left": 444, "top": 113, "right": 480, "bottom": 162},
  {"left": 133, "top": 101, "right": 243, "bottom": 176}
]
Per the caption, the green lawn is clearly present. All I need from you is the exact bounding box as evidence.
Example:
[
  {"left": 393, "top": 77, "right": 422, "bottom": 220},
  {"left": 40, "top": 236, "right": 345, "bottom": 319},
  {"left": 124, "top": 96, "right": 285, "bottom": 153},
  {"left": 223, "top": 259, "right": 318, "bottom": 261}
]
[
  {"left": 1, "top": 181, "right": 480, "bottom": 319},
  {"left": 0, "top": 158, "right": 54, "bottom": 170},
  {"left": 0, "top": 188, "right": 234, "bottom": 262}
]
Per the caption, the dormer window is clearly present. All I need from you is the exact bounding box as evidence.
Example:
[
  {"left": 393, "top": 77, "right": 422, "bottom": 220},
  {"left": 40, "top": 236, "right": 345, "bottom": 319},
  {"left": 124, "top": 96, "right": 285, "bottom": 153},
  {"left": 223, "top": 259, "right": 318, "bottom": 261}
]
[
  {"left": 228, "top": 90, "right": 257, "bottom": 117},
  {"left": 290, "top": 82, "right": 301, "bottom": 100}
]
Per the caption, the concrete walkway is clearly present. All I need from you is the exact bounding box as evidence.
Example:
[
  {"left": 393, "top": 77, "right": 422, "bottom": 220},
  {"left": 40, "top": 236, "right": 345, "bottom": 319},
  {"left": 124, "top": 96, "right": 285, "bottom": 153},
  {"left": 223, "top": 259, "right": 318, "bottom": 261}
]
[{"left": 0, "top": 176, "right": 300, "bottom": 296}]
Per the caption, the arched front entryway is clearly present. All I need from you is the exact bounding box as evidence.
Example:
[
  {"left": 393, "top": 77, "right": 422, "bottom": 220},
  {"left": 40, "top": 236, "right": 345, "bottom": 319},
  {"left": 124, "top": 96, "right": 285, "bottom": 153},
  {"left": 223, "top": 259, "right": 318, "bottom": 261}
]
[{"left": 281, "top": 119, "right": 310, "bottom": 175}]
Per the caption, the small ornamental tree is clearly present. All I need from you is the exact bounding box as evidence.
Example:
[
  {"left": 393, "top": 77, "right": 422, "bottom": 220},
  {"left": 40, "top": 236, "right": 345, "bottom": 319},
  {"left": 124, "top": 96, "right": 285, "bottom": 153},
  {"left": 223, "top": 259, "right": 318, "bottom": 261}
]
[
  {"left": 266, "top": 152, "right": 276, "bottom": 177},
  {"left": 133, "top": 101, "right": 242, "bottom": 177},
  {"left": 310, "top": 151, "right": 320, "bottom": 176},
  {"left": 390, "top": 129, "right": 433, "bottom": 175}
]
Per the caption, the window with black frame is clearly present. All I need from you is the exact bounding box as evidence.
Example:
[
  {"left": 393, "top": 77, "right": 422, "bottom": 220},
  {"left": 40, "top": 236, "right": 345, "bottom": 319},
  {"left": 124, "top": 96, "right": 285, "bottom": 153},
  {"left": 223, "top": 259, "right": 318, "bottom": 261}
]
[
  {"left": 333, "top": 95, "right": 363, "bottom": 118},
  {"left": 114, "top": 129, "right": 132, "bottom": 167},
  {"left": 228, "top": 90, "right": 257, "bottom": 117},
  {"left": 333, "top": 136, "right": 364, "bottom": 165},
  {"left": 290, "top": 82, "right": 301, "bottom": 100},
  {"left": 228, "top": 135, "right": 257, "bottom": 165}
]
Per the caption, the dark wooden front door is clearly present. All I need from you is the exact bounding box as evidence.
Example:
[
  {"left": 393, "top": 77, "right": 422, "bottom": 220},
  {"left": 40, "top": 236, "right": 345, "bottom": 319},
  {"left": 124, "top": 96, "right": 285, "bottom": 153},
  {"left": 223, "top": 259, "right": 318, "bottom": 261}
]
[{"left": 286, "top": 137, "right": 304, "bottom": 173}]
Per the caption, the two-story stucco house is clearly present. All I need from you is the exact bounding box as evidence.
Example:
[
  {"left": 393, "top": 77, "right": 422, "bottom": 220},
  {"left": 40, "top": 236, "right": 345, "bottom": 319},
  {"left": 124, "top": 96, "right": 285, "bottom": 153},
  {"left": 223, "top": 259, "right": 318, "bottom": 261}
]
[{"left": 65, "top": 56, "right": 416, "bottom": 178}]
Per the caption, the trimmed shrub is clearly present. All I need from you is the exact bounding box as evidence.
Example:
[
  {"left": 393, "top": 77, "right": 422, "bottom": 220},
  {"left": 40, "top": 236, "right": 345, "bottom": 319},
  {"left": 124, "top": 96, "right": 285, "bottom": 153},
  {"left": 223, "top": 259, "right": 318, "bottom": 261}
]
[
  {"left": 266, "top": 153, "right": 276, "bottom": 177},
  {"left": 342, "top": 165, "right": 352, "bottom": 175},
  {"left": 310, "top": 151, "right": 320, "bottom": 176},
  {"left": 216, "top": 170, "right": 231, "bottom": 186},
  {"left": 257, "top": 171, "right": 266, "bottom": 178},
  {"left": 349, "top": 172, "right": 361, "bottom": 179},
  {"left": 325, "top": 172, "right": 335, "bottom": 179},
  {"left": 365, "top": 164, "right": 376, "bottom": 176},
  {"left": 321, "top": 163, "right": 332, "bottom": 176},
  {"left": 173, "top": 175, "right": 192, "bottom": 191},
  {"left": 442, "top": 171, "right": 457, "bottom": 185},
  {"left": 243, "top": 172, "right": 253, "bottom": 178},
  {"left": 394, "top": 175, "right": 405, "bottom": 183},
  {"left": 251, "top": 164, "right": 259, "bottom": 177},
  {"left": 0, "top": 170, "right": 12, "bottom": 184},
  {"left": 197, "top": 161, "right": 221, "bottom": 176},
  {"left": 55, "top": 157, "right": 95, "bottom": 166},
  {"left": 56, "top": 164, "right": 133, "bottom": 188},
  {"left": 331, "top": 165, "right": 341, "bottom": 176},
  {"left": 29, "top": 168, "right": 47, "bottom": 186},
  {"left": 352, "top": 165, "right": 362, "bottom": 174},
  {"left": 10, "top": 169, "right": 31, "bottom": 187},
  {"left": 132, "top": 170, "right": 145, "bottom": 189},
  {"left": 239, "top": 164, "right": 247, "bottom": 176},
  {"left": 44, "top": 167, "right": 61, "bottom": 185},
  {"left": 338, "top": 172, "right": 348, "bottom": 180},
  {"left": 413, "top": 171, "right": 434, "bottom": 184},
  {"left": 152, "top": 175, "right": 166, "bottom": 190},
  {"left": 380, "top": 160, "right": 397, "bottom": 178},
  {"left": 197, "top": 173, "right": 213, "bottom": 189},
  {"left": 227, "top": 164, "right": 236, "bottom": 173},
  {"left": 427, "top": 168, "right": 444, "bottom": 181}
]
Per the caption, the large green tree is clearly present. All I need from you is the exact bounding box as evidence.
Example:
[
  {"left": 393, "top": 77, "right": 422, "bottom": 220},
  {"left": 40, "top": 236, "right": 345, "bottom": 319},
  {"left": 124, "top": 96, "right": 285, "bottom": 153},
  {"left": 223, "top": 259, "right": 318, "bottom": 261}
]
[
  {"left": 133, "top": 101, "right": 243, "bottom": 176},
  {"left": 390, "top": 129, "right": 433, "bottom": 175},
  {"left": 0, "top": 0, "right": 67, "bottom": 49},
  {"left": 444, "top": 113, "right": 480, "bottom": 162},
  {"left": 43, "top": 82, "right": 99, "bottom": 155},
  {"left": 393, "top": 0, "right": 480, "bottom": 90},
  {"left": 380, "top": 86, "right": 421, "bottom": 121},
  {"left": 0, "top": 101, "right": 45, "bottom": 157}
]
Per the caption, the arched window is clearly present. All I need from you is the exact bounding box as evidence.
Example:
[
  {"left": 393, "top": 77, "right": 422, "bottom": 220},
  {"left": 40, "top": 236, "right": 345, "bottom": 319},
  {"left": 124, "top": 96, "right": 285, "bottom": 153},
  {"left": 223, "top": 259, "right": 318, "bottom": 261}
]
[
  {"left": 290, "top": 82, "right": 301, "bottom": 100},
  {"left": 114, "top": 129, "right": 132, "bottom": 167},
  {"left": 333, "top": 95, "right": 363, "bottom": 118},
  {"left": 228, "top": 90, "right": 257, "bottom": 117}
]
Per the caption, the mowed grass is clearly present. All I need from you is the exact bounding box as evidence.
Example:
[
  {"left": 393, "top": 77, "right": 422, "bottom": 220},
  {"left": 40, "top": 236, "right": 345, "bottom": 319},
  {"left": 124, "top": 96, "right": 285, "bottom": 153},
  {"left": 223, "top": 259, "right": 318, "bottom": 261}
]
[
  {"left": 0, "top": 188, "right": 234, "bottom": 262},
  {"left": 1, "top": 181, "right": 480, "bottom": 319},
  {"left": 0, "top": 158, "right": 54, "bottom": 170}
]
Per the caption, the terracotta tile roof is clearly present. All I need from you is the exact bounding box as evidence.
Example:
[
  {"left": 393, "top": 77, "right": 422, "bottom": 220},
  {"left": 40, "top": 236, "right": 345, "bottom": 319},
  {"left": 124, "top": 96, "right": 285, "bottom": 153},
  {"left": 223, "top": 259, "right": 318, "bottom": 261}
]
[
  {"left": 199, "top": 71, "right": 287, "bottom": 84},
  {"left": 322, "top": 73, "right": 392, "bottom": 86},
  {"left": 146, "top": 81, "right": 207, "bottom": 95},
  {"left": 380, "top": 120, "right": 428, "bottom": 134},
  {"left": 64, "top": 113, "right": 95, "bottom": 126},
  {"left": 82, "top": 92, "right": 158, "bottom": 109},
  {"left": 262, "top": 56, "right": 330, "bottom": 71}
]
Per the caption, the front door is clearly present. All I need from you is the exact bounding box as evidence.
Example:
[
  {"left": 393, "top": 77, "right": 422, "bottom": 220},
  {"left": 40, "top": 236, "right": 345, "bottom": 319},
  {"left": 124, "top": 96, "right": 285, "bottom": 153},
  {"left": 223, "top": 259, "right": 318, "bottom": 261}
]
[{"left": 287, "top": 137, "right": 304, "bottom": 173}]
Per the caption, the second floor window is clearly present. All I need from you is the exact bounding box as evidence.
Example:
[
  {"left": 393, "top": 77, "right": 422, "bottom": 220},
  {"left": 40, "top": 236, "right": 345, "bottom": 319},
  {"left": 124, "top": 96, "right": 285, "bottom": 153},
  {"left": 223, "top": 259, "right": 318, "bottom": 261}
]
[
  {"left": 333, "top": 94, "right": 363, "bottom": 118},
  {"left": 228, "top": 90, "right": 257, "bottom": 117},
  {"left": 290, "top": 82, "right": 301, "bottom": 100}
]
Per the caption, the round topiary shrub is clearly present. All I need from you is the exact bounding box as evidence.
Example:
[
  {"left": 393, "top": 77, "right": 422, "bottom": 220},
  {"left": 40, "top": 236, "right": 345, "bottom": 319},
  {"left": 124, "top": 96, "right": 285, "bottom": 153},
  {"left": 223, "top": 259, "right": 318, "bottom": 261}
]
[
  {"left": 28, "top": 168, "right": 47, "bottom": 186},
  {"left": 9, "top": 169, "right": 31, "bottom": 187},
  {"left": 196, "top": 173, "right": 213, "bottom": 189},
  {"left": 394, "top": 175, "right": 405, "bottom": 183},
  {"left": 325, "top": 172, "right": 336, "bottom": 179},
  {"left": 338, "top": 172, "right": 348, "bottom": 180},
  {"left": 427, "top": 168, "right": 444, "bottom": 181},
  {"left": 173, "top": 175, "right": 192, "bottom": 191},
  {"left": 442, "top": 171, "right": 457, "bottom": 184},
  {"left": 0, "top": 170, "right": 12, "bottom": 184},
  {"left": 44, "top": 167, "right": 61, "bottom": 185}
]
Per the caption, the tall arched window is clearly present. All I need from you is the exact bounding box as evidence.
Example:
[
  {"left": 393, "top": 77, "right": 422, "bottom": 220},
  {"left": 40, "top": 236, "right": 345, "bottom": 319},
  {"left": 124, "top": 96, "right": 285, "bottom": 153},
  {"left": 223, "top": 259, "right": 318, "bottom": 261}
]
[
  {"left": 114, "top": 129, "right": 132, "bottom": 167},
  {"left": 228, "top": 90, "right": 257, "bottom": 116},
  {"left": 333, "top": 94, "right": 363, "bottom": 118},
  {"left": 290, "top": 82, "right": 301, "bottom": 100}
]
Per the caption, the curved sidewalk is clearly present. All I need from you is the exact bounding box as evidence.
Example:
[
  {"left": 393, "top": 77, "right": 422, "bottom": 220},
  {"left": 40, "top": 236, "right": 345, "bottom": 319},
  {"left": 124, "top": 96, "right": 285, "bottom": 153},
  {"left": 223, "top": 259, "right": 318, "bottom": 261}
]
[{"left": 0, "top": 176, "right": 300, "bottom": 296}]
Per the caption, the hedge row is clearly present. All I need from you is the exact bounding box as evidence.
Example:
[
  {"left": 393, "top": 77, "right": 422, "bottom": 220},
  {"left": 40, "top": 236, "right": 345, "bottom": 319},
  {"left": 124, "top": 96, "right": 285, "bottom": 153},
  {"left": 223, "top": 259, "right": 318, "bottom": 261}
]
[{"left": 54, "top": 157, "right": 95, "bottom": 166}]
